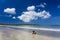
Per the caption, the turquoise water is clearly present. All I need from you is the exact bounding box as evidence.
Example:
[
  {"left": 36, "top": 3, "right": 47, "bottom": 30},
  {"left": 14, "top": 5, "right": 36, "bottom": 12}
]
[{"left": 37, "top": 25, "right": 60, "bottom": 29}]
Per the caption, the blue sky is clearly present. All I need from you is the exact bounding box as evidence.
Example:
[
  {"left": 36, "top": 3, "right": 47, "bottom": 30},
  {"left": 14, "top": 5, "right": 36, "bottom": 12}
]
[{"left": 0, "top": 0, "right": 60, "bottom": 25}]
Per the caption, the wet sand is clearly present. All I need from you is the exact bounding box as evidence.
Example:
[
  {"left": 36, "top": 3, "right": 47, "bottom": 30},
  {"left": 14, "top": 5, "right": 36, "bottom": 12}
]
[{"left": 0, "top": 27, "right": 60, "bottom": 40}]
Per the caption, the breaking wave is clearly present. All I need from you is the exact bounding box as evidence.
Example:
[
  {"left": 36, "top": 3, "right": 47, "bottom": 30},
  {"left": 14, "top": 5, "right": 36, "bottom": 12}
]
[{"left": 8, "top": 26, "right": 60, "bottom": 32}]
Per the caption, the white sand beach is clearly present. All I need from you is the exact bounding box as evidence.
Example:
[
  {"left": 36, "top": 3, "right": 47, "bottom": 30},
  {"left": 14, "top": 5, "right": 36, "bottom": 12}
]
[{"left": 0, "top": 28, "right": 60, "bottom": 40}]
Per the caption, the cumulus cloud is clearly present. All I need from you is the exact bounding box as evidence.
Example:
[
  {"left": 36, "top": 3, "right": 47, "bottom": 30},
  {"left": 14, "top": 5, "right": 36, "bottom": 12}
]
[
  {"left": 4, "top": 8, "right": 16, "bottom": 14},
  {"left": 18, "top": 11, "right": 37, "bottom": 22},
  {"left": 18, "top": 6, "right": 51, "bottom": 22},
  {"left": 27, "top": 6, "right": 35, "bottom": 11},
  {"left": 39, "top": 10, "right": 51, "bottom": 19}
]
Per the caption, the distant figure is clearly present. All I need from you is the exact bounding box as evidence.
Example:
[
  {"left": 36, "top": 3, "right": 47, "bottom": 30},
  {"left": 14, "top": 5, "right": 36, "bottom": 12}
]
[{"left": 32, "top": 31, "right": 36, "bottom": 35}]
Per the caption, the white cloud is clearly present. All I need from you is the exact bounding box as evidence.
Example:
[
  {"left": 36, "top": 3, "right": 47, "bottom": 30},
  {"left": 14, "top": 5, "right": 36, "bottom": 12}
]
[
  {"left": 4, "top": 8, "right": 16, "bottom": 14},
  {"left": 39, "top": 10, "right": 51, "bottom": 19},
  {"left": 27, "top": 6, "right": 35, "bottom": 11},
  {"left": 18, "top": 6, "right": 51, "bottom": 22},
  {"left": 18, "top": 11, "right": 37, "bottom": 22}
]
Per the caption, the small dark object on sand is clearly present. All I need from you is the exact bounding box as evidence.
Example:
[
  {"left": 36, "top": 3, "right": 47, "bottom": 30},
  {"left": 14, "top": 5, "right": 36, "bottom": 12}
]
[{"left": 32, "top": 31, "right": 36, "bottom": 35}]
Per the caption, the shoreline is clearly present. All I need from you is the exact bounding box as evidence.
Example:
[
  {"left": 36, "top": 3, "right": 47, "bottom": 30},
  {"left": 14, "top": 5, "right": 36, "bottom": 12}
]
[{"left": 0, "top": 28, "right": 60, "bottom": 40}]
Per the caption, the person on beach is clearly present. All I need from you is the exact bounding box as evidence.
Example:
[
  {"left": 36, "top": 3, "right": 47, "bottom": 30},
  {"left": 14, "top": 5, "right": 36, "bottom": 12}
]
[
  {"left": 32, "top": 30, "right": 37, "bottom": 38},
  {"left": 32, "top": 31, "right": 36, "bottom": 35}
]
